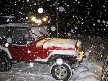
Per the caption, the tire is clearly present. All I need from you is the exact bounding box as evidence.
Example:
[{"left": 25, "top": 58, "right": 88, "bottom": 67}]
[
  {"left": 51, "top": 63, "right": 72, "bottom": 81},
  {"left": 0, "top": 50, "right": 12, "bottom": 72}
]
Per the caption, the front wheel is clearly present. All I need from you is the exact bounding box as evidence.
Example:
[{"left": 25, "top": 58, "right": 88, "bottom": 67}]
[
  {"left": 51, "top": 63, "right": 72, "bottom": 81},
  {"left": 0, "top": 51, "right": 12, "bottom": 72}
]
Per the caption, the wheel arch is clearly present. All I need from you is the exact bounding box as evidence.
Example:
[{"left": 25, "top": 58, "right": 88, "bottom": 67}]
[
  {"left": 48, "top": 54, "right": 77, "bottom": 63},
  {"left": 0, "top": 46, "right": 12, "bottom": 59},
  {"left": 35, "top": 50, "right": 79, "bottom": 63}
]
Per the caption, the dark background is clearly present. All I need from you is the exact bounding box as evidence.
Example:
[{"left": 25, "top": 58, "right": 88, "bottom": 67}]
[{"left": 0, "top": 0, "right": 108, "bottom": 38}]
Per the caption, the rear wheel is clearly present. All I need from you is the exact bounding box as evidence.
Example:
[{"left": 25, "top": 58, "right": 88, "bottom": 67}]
[
  {"left": 51, "top": 63, "right": 72, "bottom": 81},
  {"left": 0, "top": 50, "right": 12, "bottom": 72}
]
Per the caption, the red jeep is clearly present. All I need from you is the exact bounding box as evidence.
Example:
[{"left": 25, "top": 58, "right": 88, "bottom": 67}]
[{"left": 0, "top": 23, "right": 83, "bottom": 81}]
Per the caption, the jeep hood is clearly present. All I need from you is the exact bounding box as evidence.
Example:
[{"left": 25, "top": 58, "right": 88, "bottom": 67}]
[{"left": 36, "top": 38, "right": 77, "bottom": 49}]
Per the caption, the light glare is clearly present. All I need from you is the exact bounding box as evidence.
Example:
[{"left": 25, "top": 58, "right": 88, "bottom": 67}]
[{"left": 38, "top": 8, "right": 43, "bottom": 13}]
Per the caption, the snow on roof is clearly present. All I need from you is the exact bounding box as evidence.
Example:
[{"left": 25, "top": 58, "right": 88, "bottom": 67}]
[
  {"left": 0, "top": 23, "right": 31, "bottom": 27},
  {"left": 0, "top": 16, "right": 16, "bottom": 19},
  {"left": 0, "top": 23, "right": 46, "bottom": 28}
]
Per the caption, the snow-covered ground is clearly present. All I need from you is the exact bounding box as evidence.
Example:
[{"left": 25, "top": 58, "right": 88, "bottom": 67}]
[{"left": 0, "top": 57, "right": 101, "bottom": 81}]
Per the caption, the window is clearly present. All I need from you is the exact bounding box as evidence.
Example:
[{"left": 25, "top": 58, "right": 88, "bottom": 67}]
[
  {"left": 12, "top": 27, "right": 32, "bottom": 45},
  {"left": 0, "top": 27, "right": 8, "bottom": 44}
]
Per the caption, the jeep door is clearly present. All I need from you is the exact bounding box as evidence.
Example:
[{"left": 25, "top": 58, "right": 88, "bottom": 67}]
[{"left": 8, "top": 27, "right": 36, "bottom": 61}]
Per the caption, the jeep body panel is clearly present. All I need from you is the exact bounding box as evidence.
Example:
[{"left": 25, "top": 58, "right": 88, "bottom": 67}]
[
  {"left": 35, "top": 50, "right": 79, "bottom": 62},
  {"left": 0, "top": 23, "right": 82, "bottom": 62},
  {"left": 8, "top": 38, "right": 78, "bottom": 62}
]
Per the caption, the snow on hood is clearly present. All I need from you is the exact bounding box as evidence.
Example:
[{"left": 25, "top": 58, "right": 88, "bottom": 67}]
[{"left": 36, "top": 38, "right": 77, "bottom": 49}]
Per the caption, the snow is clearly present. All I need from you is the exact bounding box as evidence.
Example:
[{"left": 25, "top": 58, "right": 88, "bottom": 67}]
[
  {"left": 7, "top": 37, "right": 12, "bottom": 43},
  {"left": 41, "top": 38, "right": 77, "bottom": 49},
  {"left": 5, "top": 43, "right": 9, "bottom": 47},
  {"left": 56, "top": 58, "right": 63, "bottom": 65},
  {"left": 67, "top": 33, "right": 71, "bottom": 37},
  {"left": 51, "top": 26, "right": 56, "bottom": 31},
  {"left": 0, "top": 16, "right": 15, "bottom": 19},
  {"left": 38, "top": 8, "right": 44, "bottom": 13},
  {"left": 0, "top": 23, "right": 30, "bottom": 27},
  {"left": 84, "top": 51, "right": 90, "bottom": 59},
  {"left": 0, "top": 52, "right": 100, "bottom": 81},
  {"left": 0, "top": 1, "right": 106, "bottom": 80},
  {"left": 31, "top": 27, "right": 48, "bottom": 37},
  {"left": 0, "top": 59, "right": 98, "bottom": 81},
  {"left": 29, "top": 62, "right": 34, "bottom": 68},
  {"left": 27, "top": 0, "right": 29, "bottom": 2},
  {"left": 59, "top": 6, "right": 65, "bottom": 12},
  {"left": 75, "top": 27, "right": 78, "bottom": 30}
]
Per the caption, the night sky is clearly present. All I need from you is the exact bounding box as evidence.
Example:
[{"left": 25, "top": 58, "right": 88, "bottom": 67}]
[{"left": 0, "top": 0, "right": 108, "bottom": 38}]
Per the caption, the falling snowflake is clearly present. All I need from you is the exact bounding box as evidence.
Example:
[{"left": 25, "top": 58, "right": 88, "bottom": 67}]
[
  {"left": 27, "top": 0, "right": 29, "bottom": 2},
  {"left": 5, "top": 43, "right": 9, "bottom": 47},
  {"left": 47, "top": 0, "right": 50, "bottom": 1},
  {"left": 59, "top": 6, "right": 65, "bottom": 12},
  {"left": 51, "top": 26, "right": 56, "bottom": 31},
  {"left": 102, "top": 20, "right": 106, "bottom": 24},
  {"left": 97, "top": 20, "right": 101, "bottom": 23},
  {"left": 75, "top": 27, "right": 78, "bottom": 30},
  {"left": 7, "top": 19, "right": 10, "bottom": 22},
  {"left": 67, "top": 33, "right": 71, "bottom": 37},
  {"left": 106, "top": 21, "right": 108, "bottom": 24},
  {"left": 71, "top": 29, "right": 74, "bottom": 33},
  {"left": 93, "top": 23, "right": 96, "bottom": 26}
]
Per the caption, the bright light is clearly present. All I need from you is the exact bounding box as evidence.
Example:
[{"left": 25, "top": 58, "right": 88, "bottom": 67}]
[
  {"left": 30, "top": 16, "right": 44, "bottom": 25},
  {"left": 42, "top": 17, "right": 47, "bottom": 21},
  {"left": 36, "top": 19, "right": 42, "bottom": 25},
  {"left": 38, "top": 8, "right": 43, "bottom": 13},
  {"left": 31, "top": 16, "right": 36, "bottom": 22}
]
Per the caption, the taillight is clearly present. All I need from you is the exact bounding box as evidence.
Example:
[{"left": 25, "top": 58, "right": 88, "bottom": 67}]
[
  {"left": 75, "top": 40, "right": 81, "bottom": 51},
  {"left": 75, "top": 44, "right": 78, "bottom": 51}
]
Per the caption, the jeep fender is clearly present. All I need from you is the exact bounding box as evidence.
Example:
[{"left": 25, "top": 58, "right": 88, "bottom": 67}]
[
  {"left": 35, "top": 50, "right": 79, "bottom": 62},
  {"left": 0, "top": 46, "right": 12, "bottom": 59}
]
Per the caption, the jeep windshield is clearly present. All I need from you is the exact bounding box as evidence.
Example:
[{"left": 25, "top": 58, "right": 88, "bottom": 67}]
[{"left": 30, "top": 26, "right": 49, "bottom": 40}]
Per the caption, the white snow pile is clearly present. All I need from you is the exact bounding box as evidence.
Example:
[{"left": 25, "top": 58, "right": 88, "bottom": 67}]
[
  {"left": 72, "top": 57, "right": 100, "bottom": 81},
  {"left": 0, "top": 52, "right": 100, "bottom": 81},
  {"left": 36, "top": 38, "right": 77, "bottom": 49}
]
